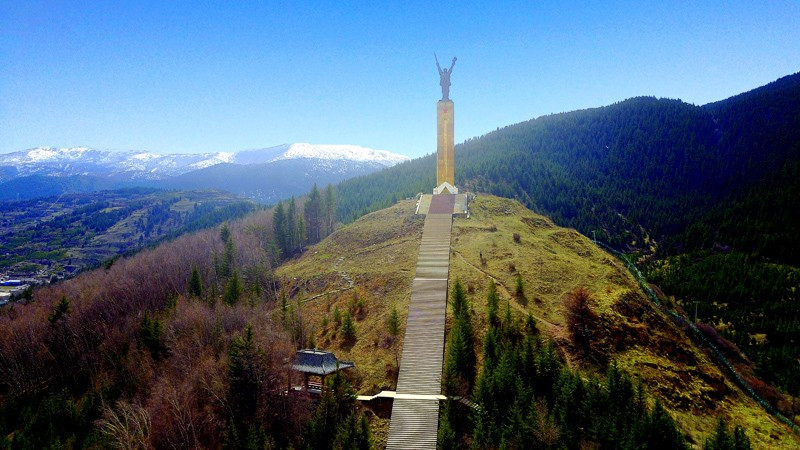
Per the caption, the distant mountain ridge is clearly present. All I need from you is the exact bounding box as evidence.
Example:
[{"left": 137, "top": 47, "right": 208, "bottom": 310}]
[
  {"left": 0, "top": 146, "right": 234, "bottom": 180},
  {"left": 0, "top": 143, "right": 407, "bottom": 180},
  {"left": 0, "top": 143, "right": 409, "bottom": 202}
]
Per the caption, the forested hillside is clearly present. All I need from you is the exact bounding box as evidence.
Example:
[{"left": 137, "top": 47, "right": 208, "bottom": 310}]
[
  {"left": 338, "top": 72, "right": 800, "bottom": 261},
  {"left": 336, "top": 72, "right": 800, "bottom": 414},
  {"left": 442, "top": 196, "right": 798, "bottom": 448},
  {"left": 0, "top": 180, "right": 372, "bottom": 448}
]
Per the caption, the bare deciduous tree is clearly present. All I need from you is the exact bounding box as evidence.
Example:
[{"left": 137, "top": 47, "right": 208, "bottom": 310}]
[{"left": 96, "top": 400, "right": 151, "bottom": 450}]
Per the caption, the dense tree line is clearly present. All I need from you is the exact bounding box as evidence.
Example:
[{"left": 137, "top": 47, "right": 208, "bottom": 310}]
[
  {"left": 303, "top": 370, "right": 371, "bottom": 450},
  {"left": 439, "top": 282, "right": 755, "bottom": 449},
  {"left": 646, "top": 251, "right": 800, "bottom": 397},
  {"left": 272, "top": 184, "right": 337, "bottom": 258},
  {"left": 438, "top": 281, "right": 724, "bottom": 449},
  {"left": 0, "top": 184, "right": 371, "bottom": 448},
  {"left": 0, "top": 205, "right": 333, "bottom": 448},
  {"left": 442, "top": 280, "right": 476, "bottom": 396}
]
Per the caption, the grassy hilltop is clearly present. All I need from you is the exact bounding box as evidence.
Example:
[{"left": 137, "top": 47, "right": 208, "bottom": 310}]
[
  {"left": 448, "top": 195, "right": 797, "bottom": 448},
  {"left": 278, "top": 194, "right": 798, "bottom": 448},
  {"left": 277, "top": 199, "right": 423, "bottom": 394}
]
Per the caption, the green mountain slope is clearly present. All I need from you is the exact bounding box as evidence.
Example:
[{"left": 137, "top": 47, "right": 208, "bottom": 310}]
[
  {"left": 278, "top": 195, "right": 799, "bottom": 447},
  {"left": 334, "top": 73, "right": 800, "bottom": 430},
  {"left": 445, "top": 195, "right": 797, "bottom": 448},
  {"left": 338, "top": 72, "right": 800, "bottom": 262}
]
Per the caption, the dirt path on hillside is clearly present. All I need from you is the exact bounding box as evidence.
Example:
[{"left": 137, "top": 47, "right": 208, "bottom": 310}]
[
  {"left": 334, "top": 256, "right": 354, "bottom": 288},
  {"left": 295, "top": 256, "right": 354, "bottom": 305},
  {"left": 453, "top": 251, "right": 559, "bottom": 329},
  {"left": 453, "top": 250, "right": 576, "bottom": 369}
]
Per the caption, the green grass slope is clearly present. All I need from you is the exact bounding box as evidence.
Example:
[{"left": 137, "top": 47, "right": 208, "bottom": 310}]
[
  {"left": 449, "top": 195, "right": 798, "bottom": 448},
  {"left": 276, "top": 200, "right": 424, "bottom": 447},
  {"left": 277, "top": 194, "right": 798, "bottom": 448},
  {"left": 276, "top": 199, "right": 424, "bottom": 393}
]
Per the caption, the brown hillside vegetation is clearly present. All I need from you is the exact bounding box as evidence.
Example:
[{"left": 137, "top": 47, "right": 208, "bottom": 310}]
[
  {"left": 0, "top": 209, "right": 316, "bottom": 448},
  {"left": 275, "top": 199, "right": 422, "bottom": 446},
  {"left": 448, "top": 195, "right": 798, "bottom": 449},
  {"left": 276, "top": 199, "right": 423, "bottom": 393},
  {"left": 2, "top": 193, "right": 796, "bottom": 448}
]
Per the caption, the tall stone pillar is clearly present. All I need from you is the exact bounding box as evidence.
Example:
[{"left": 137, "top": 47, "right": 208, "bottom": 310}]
[{"left": 436, "top": 99, "right": 454, "bottom": 188}]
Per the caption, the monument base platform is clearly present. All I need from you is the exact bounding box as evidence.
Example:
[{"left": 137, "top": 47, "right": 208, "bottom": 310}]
[{"left": 415, "top": 193, "right": 469, "bottom": 217}]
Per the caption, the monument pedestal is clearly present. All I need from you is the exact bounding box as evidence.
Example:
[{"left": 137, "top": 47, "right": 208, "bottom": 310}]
[{"left": 436, "top": 100, "right": 455, "bottom": 192}]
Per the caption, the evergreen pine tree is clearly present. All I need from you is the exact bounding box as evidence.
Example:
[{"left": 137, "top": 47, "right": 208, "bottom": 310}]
[
  {"left": 515, "top": 273, "right": 526, "bottom": 304},
  {"left": 437, "top": 411, "right": 457, "bottom": 450},
  {"left": 450, "top": 279, "right": 468, "bottom": 318},
  {"left": 296, "top": 214, "right": 306, "bottom": 250},
  {"left": 219, "top": 224, "right": 231, "bottom": 243},
  {"left": 443, "top": 307, "right": 476, "bottom": 392},
  {"left": 341, "top": 312, "right": 356, "bottom": 343},
  {"left": 189, "top": 264, "right": 203, "bottom": 297},
  {"left": 324, "top": 184, "right": 337, "bottom": 236},
  {"left": 273, "top": 201, "right": 288, "bottom": 256},
  {"left": 279, "top": 286, "right": 288, "bottom": 323},
  {"left": 482, "top": 325, "right": 499, "bottom": 373},
  {"left": 48, "top": 296, "right": 70, "bottom": 324},
  {"left": 387, "top": 304, "right": 400, "bottom": 339},
  {"left": 732, "top": 425, "right": 752, "bottom": 450},
  {"left": 643, "top": 400, "right": 687, "bottom": 449},
  {"left": 525, "top": 311, "right": 538, "bottom": 335},
  {"left": 139, "top": 312, "right": 166, "bottom": 358},
  {"left": 287, "top": 198, "right": 297, "bottom": 253},
  {"left": 304, "top": 184, "right": 322, "bottom": 244},
  {"left": 704, "top": 418, "right": 751, "bottom": 450},
  {"left": 332, "top": 413, "right": 371, "bottom": 450},
  {"left": 228, "top": 325, "right": 261, "bottom": 422},
  {"left": 487, "top": 280, "right": 499, "bottom": 327},
  {"left": 224, "top": 270, "right": 243, "bottom": 305},
  {"left": 304, "top": 370, "right": 356, "bottom": 450}
]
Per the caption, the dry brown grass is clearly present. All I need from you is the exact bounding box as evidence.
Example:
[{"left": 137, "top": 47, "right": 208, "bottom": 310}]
[
  {"left": 449, "top": 194, "right": 799, "bottom": 449},
  {"left": 276, "top": 199, "right": 423, "bottom": 396},
  {"left": 277, "top": 194, "right": 799, "bottom": 448}
]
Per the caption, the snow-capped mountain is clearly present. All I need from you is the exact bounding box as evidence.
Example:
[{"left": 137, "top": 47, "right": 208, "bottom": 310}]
[
  {"left": 0, "top": 144, "right": 410, "bottom": 202},
  {"left": 0, "top": 144, "right": 407, "bottom": 181},
  {"left": 0, "top": 147, "right": 232, "bottom": 180},
  {"left": 234, "top": 144, "right": 408, "bottom": 167}
]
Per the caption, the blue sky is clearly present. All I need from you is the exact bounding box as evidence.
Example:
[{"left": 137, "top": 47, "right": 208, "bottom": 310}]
[{"left": 2, "top": 1, "right": 799, "bottom": 158}]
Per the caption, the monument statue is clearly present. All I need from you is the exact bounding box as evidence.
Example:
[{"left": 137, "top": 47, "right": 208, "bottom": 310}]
[
  {"left": 435, "top": 53, "right": 457, "bottom": 101},
  {"left": 434, "top": 53, "right": 457, "bottom": 193}
]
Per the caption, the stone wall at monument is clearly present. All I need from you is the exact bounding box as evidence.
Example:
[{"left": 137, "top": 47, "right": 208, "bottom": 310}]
[{"left": 436, "top": 99, "right": 454, "bottom": 187}]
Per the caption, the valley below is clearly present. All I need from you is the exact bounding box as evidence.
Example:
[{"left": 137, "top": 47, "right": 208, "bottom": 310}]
[{"left": 0, "top": 188, "right": 255, "bottom": 296}]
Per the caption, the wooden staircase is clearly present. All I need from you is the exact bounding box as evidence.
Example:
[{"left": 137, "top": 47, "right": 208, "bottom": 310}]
[{"left": 386, "top": 195, "right": 454, "bottom": 449}]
